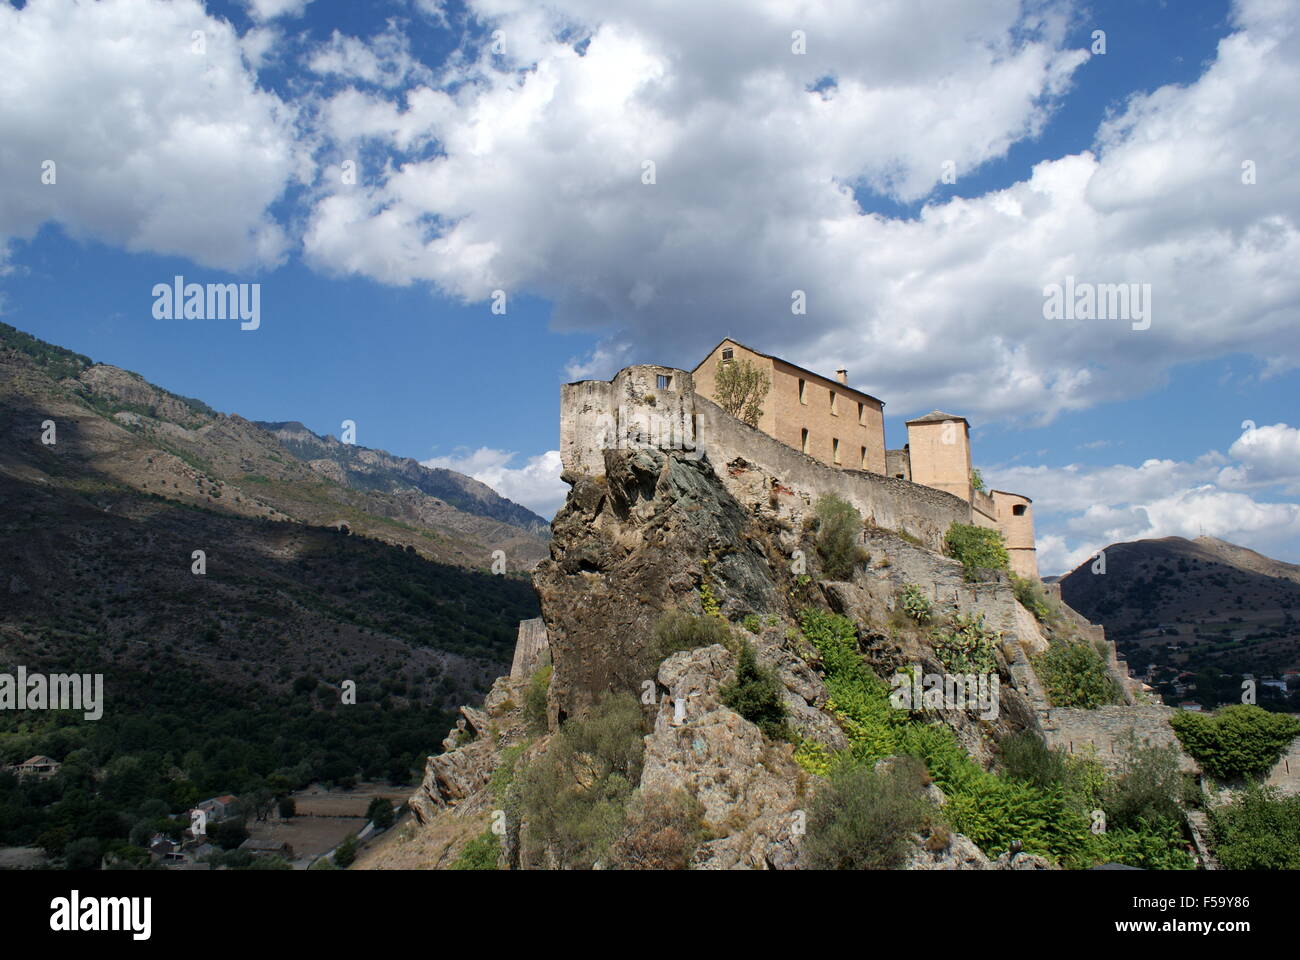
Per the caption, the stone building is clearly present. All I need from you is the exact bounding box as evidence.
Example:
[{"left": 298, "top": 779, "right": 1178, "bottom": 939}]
[
  {"left": 693, "top": 338, "right": 887, "bottom": 474},
  {"left": 686, "top": 341, "right": 1038, "bottom": 579}
]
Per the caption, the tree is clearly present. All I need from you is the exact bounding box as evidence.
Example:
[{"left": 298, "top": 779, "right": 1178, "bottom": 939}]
[
  {"left": 721, "top": 642, "right": 790, "bottom": 740},
  {"left": 334, "top": 835, "right": 357, "bottom": 868},
  {"left": 366, "top": 797, "right": 394, "bottom": 829},
  {"left": 714, "top": 358, "right": 770, "bottom": 426},
  {"left": 815, "top": 494, "right": 864, "bottom": 580},
  {"left": 277, "top": 796, "right": 296, "bottom": 819}
]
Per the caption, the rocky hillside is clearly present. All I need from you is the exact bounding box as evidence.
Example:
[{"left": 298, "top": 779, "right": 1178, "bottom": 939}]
[
  {"left": 0, "top": 323, "right": 542, "bottom": 711},
  {"left": 366, "top": 444, "right": 1151, "bottom": 871},
  {"left": 0, "top": 322, "right": 548, "bottom": 572},
  {"left": 1060, "top": 535, "right": 1300, "bottom": 688}
]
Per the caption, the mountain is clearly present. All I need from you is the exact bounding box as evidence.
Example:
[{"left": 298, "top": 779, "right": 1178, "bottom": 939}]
[
  {"left": 256, "top": 419, "right": 550, "bottom": 560},
  {"left": 0, "top": 322, "right": 544, "bottom": 822},
  {"left": 1059, "top": 535, "right": 1300, "bottom": 703},
  {"left": 0, "top": 322, "right": 548, "bottom": 573}
]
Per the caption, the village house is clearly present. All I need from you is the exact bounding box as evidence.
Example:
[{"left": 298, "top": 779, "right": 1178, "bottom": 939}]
[
  {"left": 194, "top": 794, "right": 238, "bottom": 824},
  {"left": 12, "top": 755, "right": 60, "bottom": 780}
]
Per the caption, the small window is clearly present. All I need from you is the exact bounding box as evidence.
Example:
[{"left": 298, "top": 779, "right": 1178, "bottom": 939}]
[
  {"left": 860, "top": 446, "right": 868, "bottom": 469},
  {"left": 895, "top": 474, "right": 905, "bottom": 480},
  {"left": 832, "top": 438, "right": 841, "bottom": 464},
  {"left": 830, "top": 392, "right": 838, "bottom": 416},
  {"left": 801, "top": 428, "right": 809, "bottom": 454},
  {"left": 721, "top": 347, "right": 733, "bottom": 362},
  {"left": 858, "top": 402, "right": 866, "bottom": 425},
  {"left": 1012, "top": 504, "right": 1027, "bottom": 516},
  {"left": 657, "top": 374, "right": 672, "bottom": 390}
]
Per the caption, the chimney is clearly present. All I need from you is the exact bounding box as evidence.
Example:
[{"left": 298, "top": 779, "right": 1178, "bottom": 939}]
[{"left": 835, "top": 368, "right": 847, "bottom": 384}]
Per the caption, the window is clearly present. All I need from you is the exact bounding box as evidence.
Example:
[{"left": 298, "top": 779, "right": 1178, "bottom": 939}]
[
  {"left": 721, "top": 347, "right": 734, "bottom": 362},
  {"left": 830, "top": 391, "right": 838, "bottom": 416},
  {"left": 861, "top": 446, "right": 868, "bottom": 469},
  {"left": 657, "top": 374, "right": 672, "bottom": 390},
  {"left": 1012, "top": 504, "right": 1027, "bottom": 516},
  {"left": 801, "top": 428, "right": 809, "bottom": 454},
  {"left": 832, "top": 438, "right": 841, "bottom": 464},
  {"left": 799, "top": 379, "right": 807, "bottom": 404},
  {"left": 858, "top": 402, "right": 866, "bottom": 425}
]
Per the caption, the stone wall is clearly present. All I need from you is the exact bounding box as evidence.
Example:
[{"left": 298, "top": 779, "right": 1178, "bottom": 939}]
[
  {"left": 509, "top": 617, "right": 550, "bottom": 680},
  {"left": 694, "top": 395, "right": 970, "bottom": 553}
]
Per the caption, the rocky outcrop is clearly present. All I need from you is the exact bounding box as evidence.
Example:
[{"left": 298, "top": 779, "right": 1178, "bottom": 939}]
[{"left": 534, "top": 447, "right": 784, "bottom": 723}]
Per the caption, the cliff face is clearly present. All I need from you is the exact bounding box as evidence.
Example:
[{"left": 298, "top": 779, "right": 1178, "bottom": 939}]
[
  {"left": 398, "top": 428, "right": 1124, "bottom": 869},
  {"left": 533, "top": 447, "right": 783, "bottom": 723}
]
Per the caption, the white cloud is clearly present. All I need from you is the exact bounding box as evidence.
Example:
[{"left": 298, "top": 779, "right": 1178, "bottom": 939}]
[
  {"left": 244, "top": 0, "right": 315, "bottom": 22},
  {"left": 308, "top": 21, "right": 435, "bottom": 89},
  {"left": 299, "top": 0, "right": 1300, "bottom": 425},
  {"left": 423, "top": 447, "right": 566, "bottom": 519},
  {"left": 988, "top": 425, "right": 1300, "bottom": 575},
  {"left": 0, "top": 0, "right": 306, "bottom": 271},
  {"left": 1223, "top": 422, "right": 1300, "bottom": 491}
]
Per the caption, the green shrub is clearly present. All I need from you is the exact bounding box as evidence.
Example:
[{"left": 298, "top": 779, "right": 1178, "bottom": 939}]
[
  {"left": 802, "top": 759, "right": 937, "bottom": 869},
  {"left": 943, "top": 523, "right": 1008, "bottom": 576},
  {"left": 1170, "top": 704, "right": 1300, "bottom": 781},
  {"left": 930, "top": 612, "right": 999, "bottom": 674},
  {"left": 515, "top": 693, "right": 646, "bottom": 869},
  {"left": 742, "top": 614, "right": 761, "bottom": 634},
  {"left": 720, "top": 642, "right": 791, "bottom": 741},
  {"left": 1101, "top": 733, "right": 1184, "bottom": 832},
  {"left": 523, "top": 664, "right": 552, "bottom": 733},
  {"left": 815, "top": 494, "right": 864, "bottom": 580},
  {"left": 653, "top": 611, "right": 730, "bottom": 663},
  {"left": 900, "top": 584, "right": 932, "bottom": 624},
  {"left": 607, "top": 789, "right": 708, "bottom": 870},
  {"left": 1011, "top": 575, "right": 1054, "bottom": 622},
  {"left": 1209, "top": 783, "right": 1300, "bottom": 870},
  {"left": 333, "top": 836, "right": 357, "bottom": 868},
  {"left": 1036, "top": 642, "right": 1120, "bottom": 708},
  {"left": 1000, "top": 732, "right": 1069, "bottom": 791},
  {"left": 451, "top": 829, "right": 501, "bottom": 870}
]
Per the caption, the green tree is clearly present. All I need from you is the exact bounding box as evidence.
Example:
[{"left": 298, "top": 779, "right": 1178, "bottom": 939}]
[
  {"left": 334, "top": 835, "right": 358, "bottom": 868},
  {"left": 720, "top": 642, "right": 790, "bottom": 740},
  {"left": 1170, "top": 705, "right": 1300, "bottom": 780},
  {"left": 366, "top": 797, "right": 395, "bottom": 829},
  {"left": 943, "top": 522, "right": 1009, "bottom": 575},
  {"left": 714, "top": 358, "right": 770, "bottom": 426},
  {"left": 815, "top": 494, "right": 863, "bottom": 580}
]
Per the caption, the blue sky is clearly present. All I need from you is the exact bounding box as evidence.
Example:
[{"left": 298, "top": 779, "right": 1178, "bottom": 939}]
[{"left": 2, "top": 0, "right": 1298, "bottom": 574}]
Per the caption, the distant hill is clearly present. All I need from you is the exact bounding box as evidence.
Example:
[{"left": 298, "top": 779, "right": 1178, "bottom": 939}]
[
  {"left": 1060, "top": 535, "right": 1300, "bottom": 706},
  {"left": 257, "top": 419, "right": 550, "bottom": 548},
  {"left": 0, "top": 321, "right": 547, "bottom": 853},
  {"left": 0, "top": 321, "right": 544, "bottom": 708}
]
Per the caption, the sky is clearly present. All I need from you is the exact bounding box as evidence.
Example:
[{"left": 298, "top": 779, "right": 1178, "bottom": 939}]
[{"left": 1, "top": 0, "right": 1298, "bottom": 576}]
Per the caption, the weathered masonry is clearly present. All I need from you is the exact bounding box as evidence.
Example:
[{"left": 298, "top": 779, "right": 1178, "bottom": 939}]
[{"left": 563, "top": 341, "right": 1038, "bottom": 577}]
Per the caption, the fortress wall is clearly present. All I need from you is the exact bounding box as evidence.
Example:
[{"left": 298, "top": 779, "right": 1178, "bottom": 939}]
[
  {"left": 694, "top": 396, "right": 969, "bottom": 553},
  {"left": 510, "top": 617, "right": 551, "bottom": 680},
  {"left": 1041, "top": 704, "right": 1195, "bottom": 771},
  {"left": 560, "top": 366, "right": 696, "bottom": 478}
]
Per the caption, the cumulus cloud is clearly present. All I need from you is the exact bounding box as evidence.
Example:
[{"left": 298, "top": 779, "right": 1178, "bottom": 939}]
[
  {"left": 300, "top": 0, "right": 1300, "bottom": 424},
  {"left": 423, "top": 447, "right": 566, "bottom": 519},
  {"left": 0, "top": 0, "right": 305, "bottom": 271},
  {"left": 244, "top": 0, "right": 316, "bottom": 22},
  {"left": 1223, "top": 422, "right": 1300, "bottom": 491},
  {"left": 308, "top": 20, "right": 435, "bottom": 88},
  {"left": 988, "top": 422, "right": 1300, "bottom": 574}
]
